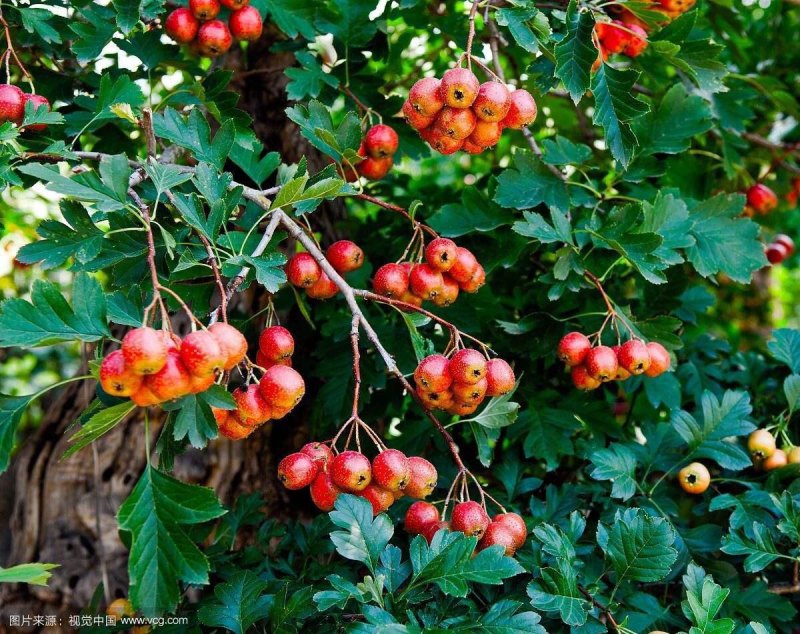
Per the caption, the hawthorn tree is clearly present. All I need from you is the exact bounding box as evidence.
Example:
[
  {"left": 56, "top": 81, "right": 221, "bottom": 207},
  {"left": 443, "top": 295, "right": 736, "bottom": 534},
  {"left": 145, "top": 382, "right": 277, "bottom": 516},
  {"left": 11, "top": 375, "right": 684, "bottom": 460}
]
[{"left": 0, "top": 0, "right": 799, "bottom": 632}]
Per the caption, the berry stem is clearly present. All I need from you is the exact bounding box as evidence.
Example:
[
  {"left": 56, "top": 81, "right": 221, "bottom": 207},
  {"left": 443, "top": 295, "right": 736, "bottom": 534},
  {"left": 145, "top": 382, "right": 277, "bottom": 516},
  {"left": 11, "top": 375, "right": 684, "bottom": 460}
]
[
  {"left": 350, "top": 315, "right": 362, "bottom": 418},
  {"left": 356, "top": 193, "right": 439, "bottom": 238},
  {"left": 129, "top": 189, "right": 170, "bottom": 329},
  {"left": 0, "top": 9, "right": 34, "bottom": 91},
  {"left": 464, "top": 0, "right": 480, "bottom": 72}
]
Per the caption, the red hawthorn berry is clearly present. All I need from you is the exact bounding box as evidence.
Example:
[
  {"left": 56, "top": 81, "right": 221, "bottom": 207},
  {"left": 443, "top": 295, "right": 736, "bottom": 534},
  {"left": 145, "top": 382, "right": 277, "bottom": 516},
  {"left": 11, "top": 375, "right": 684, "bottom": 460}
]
[
  {"left": 301, "top": 442, "right": 334, "bottom": 468},
  {"left": 478, "top": 521, "right": 517, "bottom": 556},
  {"left": 585, "top": 346, "right": 618, "bottom": 382},
  {"left": 255, "top": 350, "right": 292, "bottom": 369},
  {"left": 327, "top": 240, "right": 364, "bottom": 274},
  {"left": 420, "top": 126, "right": 464, "bottom": 155},
  {"left": 424, "top": 238, "right": 458, "bottom": 272},
  {"left": 146, "top": 351, "right": 192, "bottom": 402},
  {"left": 448, "top": 401, "right": 479, "bottom": 416},
  {"left": 180, "top": 330, "right": 226, "bottom": 376},
  {"left": 357, "top": 155, "right": 393, "bottom": 180},
  {"left": 277, "top": 452, "right": 319, "bottom": 489},
  {"left": 623, "top": 24, "right": 648, "bottom": 57},
  {"left": 617, "top": 339, "right": 651, "bottom": 375},
  {"left": 330, "top": 450, "right": 372, "bottom": 492},
  {"left": 472, "top": 81, "right": 511, "bottom": 122},
  {"left": 459, "top": 264, "right": 485, "bottom": 293},
  {"left": 408, "top": 77, "right": 445, "bottom": 118},
  {"left": 762, "top": 449, "right": 788, "bottom": 471},
  {"left": 451, "top": 377, "right": 488, "bottom": 404},
  {"left": 220, "top": 0, "right": 249, "bottom": 9},
  {"left": 364, "top": 124, "right": 399, "bottom": 158},
  {"left": 306, "top": 270, "right": 339, "bottom": 299},
  {"left": 644, "top": 342, "right": 671, "bottom": 377},
  {"left": 404, "top": 456, "right": 438, "bottom": 499},
  {"left": 469, "top": 120, "right": 502, "bottom": 148},
  {"left": 571, "top": 364, "right": 601, "bottom": 391},
  {"left": 189, "top": 0, "right": 221, "bottom": 20},
  {"left": 486, "top": 358, "right": 515, "bottom": 396},
  {"left": 766, "top": 242, "right": 789, "bottom": 265},
  {"left": 432, "top": 275, "right": 460, "bottom": 307},
  {"left": 229, "top": 6, "right": 263, "bottom": 41},
  {"left": 402, "top": 99, "right": 435, "bottom": 130},
  {"left": 233, "top": 384, "right": 272, "bottom": 426},
  {"left": 658, "top": 0, "right": 696, "bottom": 14},
  {"left": 208, "top": 322, "right": 248, "bottom": 370},
  {"left": 0, "top": 84, "right": 25, "bottom": 126},
  {"left": 678, "top": 462, "right": 710, "bottom": 494},
  {"left": 613, "top": 348, "right": 631, "bottom": 381},
  {"left": 286, "top": 252, "right": 322, "bottom": 288},
  {"left": 196, "top": 19, "right": 233, "bottom": 57},
  {"left": 310, "top": 471, "right": 341, "bottom": 511},
  {"left": 259, "top": 365, "right": 305, "bottom": 409},
  {"left": 435, "top": 106, "right": 477, "bottom": 140},
  {"left": 409, "top": 263, "right": 444, "bottom": 301},
  {"left": 774, "top": 234, "right": 795, "bottom": 255},
  {"left": 449, "top": 348, "right": 488, "bottom": 385},
  {"left": 358, "top": 483, "right": 395, "bottom": 515},
  {"left": 447, "top": 247, "right": 479, "bottom": 283},
  {"left": 422, "top": 520, "right": 450, "bottom": 544},
  {"left": 217, "top": 411, "right": 254, "bottom": 440},
  {"left": 99, "top": 350, "right": 144, "bottom": 397},
  {"left": 405, "top": 501, "right": 440, "bottom": 535},
  {"left": 748, "top": 429, "right": 776, "bottom": 460},
  {"left": 22, "top": 94, "right": 50, "bottom": 132},
  {"left": 461, "top": 138, "right": 485, "bottom": 155},
  {"left": 595, "top": 21, "right": 630, "bottom": 54},
  {"left": 451, "top": 500, "right": 490, "bottom": 539},
  {"left": 164, "top": 8, "right": 199, "bottom": 44},
  {"left": 440, "top": 67, "right": 480, "bottom": 108},
  {"left": 414, "top": 354, "right": 452, "bottom": 392},
  {"left": 746, "top": 184, "right": 778, "bottom": 215},
  {"left": 372, "top": 449, "right": 411, "bottom": 492},
  {"left": 493, "top": 512, "right": 527, "bottom": 549},
  {"left": 417, "top": 388, "right": 453, "bottom": 411},
  {"left": 557, "top": 332, "right": 592, "bottom": 367},
  {"left": 188, "top": 372, "right": 215, "bottom": 395},
  {"left": 399, "top": 291, "right": 424, "bottom": 309},
  {"left": 502, "top": 89, "right": 537, "bottom": 129},
  {"left": 259, "top": 326, "right": 295, "bottom": 361},
  {"left": 122, "top": 327, "right": 170, "bottom": 375},
  {"left": 373, "top": 263, "right": 410, "bottom": 298}
]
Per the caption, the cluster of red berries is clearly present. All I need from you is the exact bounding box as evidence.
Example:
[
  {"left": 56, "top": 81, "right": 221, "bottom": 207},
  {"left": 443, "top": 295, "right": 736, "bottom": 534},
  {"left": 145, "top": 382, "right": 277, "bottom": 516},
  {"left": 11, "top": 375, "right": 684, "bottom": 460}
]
[
  {"left": 748, "top": 429, "right": 800, "bottom": 472},
  {"left": 340, "top": 124, "right": 399, "bottom": 182},
  {"left": 0, "top": 84, "right": 50, "bottom": 132},
  {"left": 99, "top": 323, "right": 247, "bottom": 406},
  {"left": 557, "top": 332, "right": 671, "bottom": 391},
  {"left": 744, "top": 183, "right": 778, "bottom": 216},
  {"left": 164, "top": 0, "right": 262, "bottom": 57},
  {"left": 285, "top": 240, "right": 363, "bottom": 300},
  {"left": 278, "top": 446, "right": 438, "bottom": 514},
  {"left": 373, "top": 239, "right": 485, "bottom": 308},
  {"left": 405, "top": 501, "right": 526, "bottom": 556},
  {"left": 403, "top": 69, "right": 537, "bottom": 155},
  {"left": 594, "top": 20, "right": 648, "bottom": 64},
  {"left": 765, "top": 234, "right": 795, "bottom": 265},
  {"left": 414, "top": 349, "right": 515, "bottom": 416},
  {"left": 213, "top": 326, "right": 305, "bottom": 440}
]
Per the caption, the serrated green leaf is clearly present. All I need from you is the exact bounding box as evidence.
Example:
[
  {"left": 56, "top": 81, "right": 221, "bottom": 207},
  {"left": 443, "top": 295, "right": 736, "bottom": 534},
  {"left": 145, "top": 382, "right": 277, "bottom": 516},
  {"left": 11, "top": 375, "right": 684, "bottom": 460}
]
[
  {"left": 554, "top": 1, "right": 596, "bottom": 103},
  {"left": 0, "top": 395, "right": 33, "bottom": 473},
  {"left": 599, "top": 508, "right": 677, "bottom": 583},
  {"left": 64, "top": 401, "right": 136, "bottom": 459},
  {"left": 0, "top": 563, "right": 59, "bottom": 586},
  {"left": 329, "top": 494, "right": 393, "bottom": 575},
  {"left": 590, "top": 444, "right": 637, "bottom": 501},
  {"left": 495, "top": 152, "right": 569, "bottom": 211},
  {"left": 769, "top": 329, "right": 800, "bottom": 373},
  {"left": 197, "top": 571, "right": 271, "bottom": 634}
]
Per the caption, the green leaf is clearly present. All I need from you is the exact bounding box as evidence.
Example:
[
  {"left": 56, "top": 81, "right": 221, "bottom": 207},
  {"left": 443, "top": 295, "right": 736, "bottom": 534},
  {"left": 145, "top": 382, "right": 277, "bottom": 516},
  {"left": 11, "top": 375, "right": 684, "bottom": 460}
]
[
  {"left": 314, "top": 574, "right": 364, "bottom": 611},
  {"left": 229, "top": 145, "right": 280, "bottom": 187},
  {"left": 17, "top": 163, "right": 126, "bottom": 211},
  {"left": 0, "top": 563, "right": 59, "bottom": 586},
  {"left": 496, "top": 7, "right": 550, "bottom": 53},
  {"left": 527, "top": 565, "right": 588, "bottom": 626},
  {"left": 226, "top": 252, "right": 288, "bottom": 293},
  {"left": 681, "top": 563, "right": 735, "bottom": 634},
  {"left": 590, "top": 444, "right": 638, "bottom": 501},
  {"left": 590, "top": 64, "right": 650, "bottom": 168},
  {"left": 143, "top": 160, "right": 193, "bottom": 197},
  {"left": 263, "top": 0, "right": 318, "bottom": 39},
  {"left": 475, "top": 600, "right": 547, "bottom": 634},
  {"left": 0, "top": 273, "right": 110, "bottom": 347},
  {"left": 70, "top": 7, "right": 116, "bottom": 63},
  {"left": 118, "top": 466, "right": 226, "bottom": 614},
  {"left": 429, "top": 185, "right": 515, "bottom": 237},
  {"left": 769, "top": 329, "right": 800, "bottom": 373},
  {"left": 784, "top": 375, "right": 800, "bottom": 413},
  {"left": 554, "top": 0, "right": 596, "bottom": 103},
  {"left": 285, "top": 51, "right": 339, "bottom": 100},
  {"left": 541, "top": 136, "right": 592, "bottom": 165},
  {"left": 197, "top": 571, "right": 271, "bottom": 634},
  {"left": 21, "top": 99, "right": 64, "bottom": 129},
  {"left": 685, "top": 194, "right": 767, "bottom": 283},
  {"left": 329, "top": 494, "right": 393, "bottom": 575},
  {"left": 495, "top": 152, "right": 569, "bottom": 212},
  {"left": 639, "top": 193, "right": 694, "bottom": 266},
  {"left": 720, "top": 524, "right": 781, "bottom": 572},
  {"left": 467, "top": 389, "right": 520, "bottom": 429},
  {"left": 0, "top": 395, "right": 33, "bottom": 473},
  {"left": 171, "top": 394, "right": 219, "bottom": 448},
  {"left": 153, "top": 109, "right": 235, "bottom": 170},
  {"left": 286, "top": 100, "right": 361, "bottom": 162},
  {"left": 317, "top": 0, "right": 378, "bottom": 47},
  {"left": 513, "top": 209, "right": 574, "bottom": 245},
  {"left": 64, "top": 401, "right": 136, "bottom": 459},
  {"left": 19, "top": 7, "right": 62, "bottom": 43},
  {"left": 635, "top": 84, "right": 713, "bottom": 155}
]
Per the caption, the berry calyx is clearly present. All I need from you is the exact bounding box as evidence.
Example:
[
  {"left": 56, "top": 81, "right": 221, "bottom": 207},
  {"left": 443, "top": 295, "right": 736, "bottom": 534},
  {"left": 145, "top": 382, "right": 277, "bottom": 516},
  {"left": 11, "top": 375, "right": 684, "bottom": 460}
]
[
  {"left": 122, "top": 327, "right": 169, "bottom": 375},
  {"left": 586, "top": 346, "right": 618, "bottom": 382},
  {"left": 259, "top": 365, "right": 305, "bottom": 408},
  {"left": 180, "top": 330, "right": 226, "bottom": 376},
  {"left": 189, "top": 0, "right": 221, "bottom": 20},
  {"left": 208, "top": 322, "right": 248, "bottom": 370},
  {"left": 617, "top": 339, "right": 651, "bottom": 375},
  {"left": 164, "top": 8, "right": 199, "bottom": 44},
  {"left": 327, "top": 240, "right": 364, "bottom": 274},
  {"left": 409, "top": 263, "right": 444, "bottom": 301},
  {"left": 259, "top": 326, "right": 295, "bottom": 362},
  {"left": 364, "top": 124, "right": 399, "bottom": 158},
  {"left": 747, "top": 429, "right": 776, "bottom": 460},
  {"left": 373, "top": 263, "right": 410, "bottom": 298},
  {"left": 99, "top": 350, "right": 143, "bottom": 397},
  {"left": 449, "top": 348, "right": 488, "bottom": 385},
  {"left": 310, "top": 471, "right": 341, "bottom": 511},
  {"left": 408, "top": 77, "right": 445, "bottom": 118},
  {"left": 486, "top": 358, "right": 515, "bottom": 396},
  {"left": 372, "top": 449, "right": 411, "bottom": 492},
  {"left": 278, "top": 452, "right": 319, "bottom": 489},
  {"left": 229, "top": 6, "right": 263, "bottom": 41},
  {"left": 424, "top": 238, "right": 458, "bottom": 272},
  {"left": 405, "top": 501, "right": 440, "bottom": 535},
  {"left": 196, "top": 20, "right": 233, "bottom": 57},
  {"left": 644, "top": 342, "right": 671, "bottom": 377},
  {"left": 451, "top": 500, "right": 490, "bottom": 538},
  {"left": 452, "top": 377, "right": 488, "bottom": 404},
  {"left": 678, "top": 462, "right": 710, "bottom": 494},
  {"left": 440, "top": 67, "right": 480, "bottom": 109},
  {"left": 233, "top": 384, "right": 272, "bottom": 426},
  {"left": 404, "top": 456, "right": 437, "bottom": 498},
  {"left": 286, "top": 252, "right": 322, "bottom": 288},
  {"left": 414, "top": 354, "right": 452, "bottom": 392},
  {"left": 330, "top": 450, "right": 372, "bottom": 492},
  {"left": 502, "top": 89, "right": 537, "bottom": 129},
  {"left": 473, "top": 81, "right": 511, "bottom": 122}
]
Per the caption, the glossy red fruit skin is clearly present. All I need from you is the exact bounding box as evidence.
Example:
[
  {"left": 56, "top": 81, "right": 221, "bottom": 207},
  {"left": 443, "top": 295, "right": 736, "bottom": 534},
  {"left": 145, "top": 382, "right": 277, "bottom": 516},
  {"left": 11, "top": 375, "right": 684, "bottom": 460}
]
[
  {"left": 364, "top": 124, "right": 399, "bottom": 158},
  {"left": 623, "top": 24, "right": 648, "bottom": 57},
  {"left": 122, "top": 327, "right": 169, "bottom": 375},
  {"left": 259, "top": 365, "right": 305, "bottom": 409},
  {"left": 451, "top": 501, "right": 490, "bottom": 538},
  {"left": 448, "top": 400, "right": 479, "bottom": 416},
  {"left": 197, "top": 20, "right": 233, "bottom": 57},
  {"left": 404, "top": 456, "right": 438, "bottom": 498},
  {"left": 435, "top": 106, "right": 477, "bottom": 140},
  {"left": 359, "top": 483, "right": 395, "bottom": 515},
  {"left": 164, "top": 8, "right": 199, "bottom": 44},
  {"left": 130, "top": 382, "right": 161, "bottom": 407},
  {"left": 449, "top": 348, "right": 488, "bottom": 385},
  {"left": 433, "top": 275, "right": 460, "bottom": 307},
  {"left": 180, "top": 330, "right": 226, "bottom": 376},
  {"left": 409, "top": 263, "right": 444, "bottom": 301},
  {"left": 188, "top": 372, "right": 215, "bottom": 395},
  {"left": 422, "top": 520, "right": 450, "bottom": 544},
  {"left": 100, "top": 350, "right": 144, "bottom": 397},
  {"left": 448, "top": 247, "right": 479, "bottom": 283},
  {"left": 478, "top": 522, "right": 517, "bottom": 556},
  {"left": 762, "top": 448, "right": 788, "bottom": 471},
  {"left": 220, "top": 0, "right": 249, "bottom": 8},
  {"left": 306, "top": 270, "right": 339, "bottom": 299},
  {"left": 421, "top": 127, "right": 463, "bottom": 154},
  {"left": 409, "top": 77, "right": 445, "bottom": 117},
  {"left": 22, "top": 94, "right": 50, "bottom": 132},
  {"left": 255, "top": 350, "right": 291, "bottom": 369},
  {"left": 229, "top": 6, "right": 263, "bottom": 41},
  {"left": 402, "top": 99, "right": 435, "bottom": 130},
  {"left": 473, "top": 81, "right": 511, "bottom": 122},
  {"left": 424, "top": 238, "right": 458, "bottom": 272},
  {"left": 218, "top": 412, "right": 254, "bottom": 440},
  {"left": 747, "top": 184, "right": 778, "bottom": 214},
  {"left": 644, "top": 342, "right": 671, "bottom": 377},
  {"left": 373, "top": 263, "right": 410, "bottom": 298},
  {"left": 585, "top": 346, "right": 618, "bottom": 382},
  {"left": 766, "top": 243, "right": 789, "bottom": 264},
  {"left": 372, "top": 449, "right": 411, "bottom": 492},
  {"left": 301, "top": 442, "right": 334, "bottom": 468},
  {"left": 493, "top": 512, "right": 527, "bottom": 549},
  {"left": 469, "top": 120, "right": 502, "bottom": 148},
  {"left": 571, "top": 364, "right": 601, "bottom": 390},
  {"left": 259, "top": 326, "right": 295, "bottom": 362},
  {"left": 357, "top": 155, "right": 393, "bottom": 180},
  {"left": 557, "top": 332, "right": 592, "bottom": 367},
  {"left": 208, "top": 322, "right": 248, "bottom": 370},
  {"left": 405, "top": 501, "right": 440, "bottom": 535},
  {"left": 774, "top": 234, "right": 795, "bottom": 255},
  {"left": 189, "top": 0, "right": 220, "bottom": 20},
  {"left": 502, "top": 90, "right": 538, "bottom": 129},
  {"left": 330, "top": 450, "right": 372, "bottom": 492},
  {"left": 440, "top": 67, "right": 480, "bottom": 108},
  {"left": 452, "top": 377, "right": 488, "bottom": 404},
  {"left": 486, "top": 358, "right": 515, "bottom": 396},
  {"left": 414, "top": 354, "right": 452, "bottom": 392},
  {"left": 617, "top": 339, "right": 651, "bottom": 375},
  {"left": 461, "top": 138, "right": 485, "bottom": 155},
  {"left": 459, "top": 264, "right": 485, "bottom": 293},
  {"left": 278, "top": 452, "right": 319, "bottom": 489},
  {"left": 286, "top": 252, "right": 322, "bottom": 288},
  {"left": 595, "top": 21, "right": 630, "bottom": 54},
  {"left": 310, "top": 471, "right": 341, "bottom": 511},
  {"left": 147, "top": 351, "right": 192, "bottom": 401},
  {"left": 327, "top": 240, "right": 364, "bottom": 273},
  {"left": 233, "top": 384, "right": 272, "bottom": 426}
]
